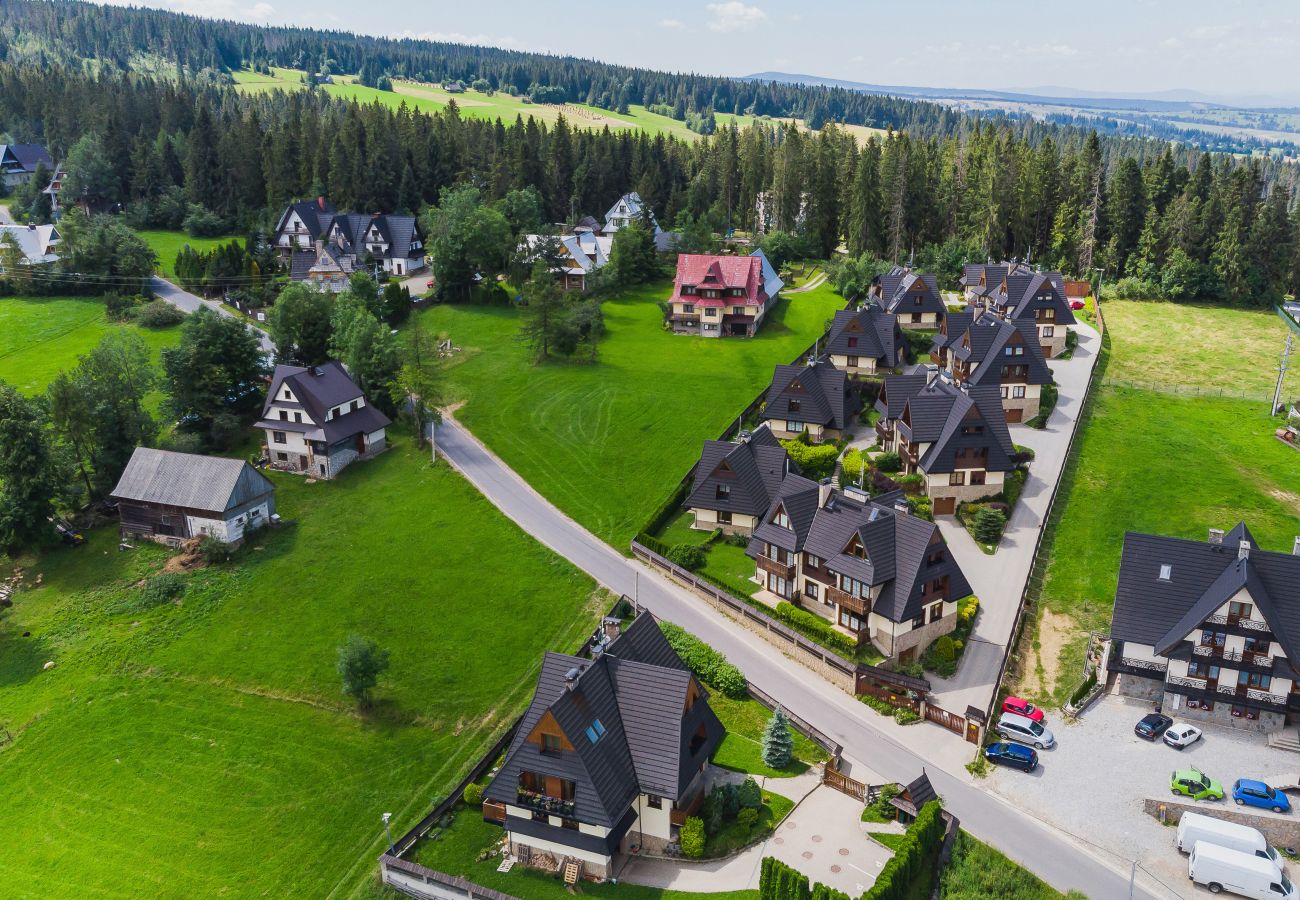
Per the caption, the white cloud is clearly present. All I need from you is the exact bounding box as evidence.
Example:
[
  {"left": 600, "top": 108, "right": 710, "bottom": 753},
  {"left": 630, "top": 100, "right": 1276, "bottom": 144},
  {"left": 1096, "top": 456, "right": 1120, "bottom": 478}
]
[
  {"left": 705, "top": 1, "right": 768, "bottom": 33},
  {"left": 659, "top": 18, "right": 685, "bottom": 29},
  {"left": 393, "top": 30, "right": 520, "bottom": 48}
]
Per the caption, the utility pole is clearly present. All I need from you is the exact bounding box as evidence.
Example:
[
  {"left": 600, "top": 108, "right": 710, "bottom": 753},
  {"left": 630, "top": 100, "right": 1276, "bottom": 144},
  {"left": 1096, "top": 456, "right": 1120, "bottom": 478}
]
[{"left": 1272, "top": 333, "right": 1294, "bottom": 417}]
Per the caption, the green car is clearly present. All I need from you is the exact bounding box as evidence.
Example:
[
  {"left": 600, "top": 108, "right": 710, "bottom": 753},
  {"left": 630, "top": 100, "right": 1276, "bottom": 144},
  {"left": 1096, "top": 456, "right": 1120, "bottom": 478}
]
[{"left": 1171, "top": 768, "right": 1225, "bottom": 801}]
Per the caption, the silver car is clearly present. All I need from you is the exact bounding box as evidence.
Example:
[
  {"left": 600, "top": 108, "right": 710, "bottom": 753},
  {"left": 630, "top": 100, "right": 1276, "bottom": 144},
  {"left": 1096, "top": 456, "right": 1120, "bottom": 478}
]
[{"left": 996, "top": 712, "right": 1056, "bottom": 749}]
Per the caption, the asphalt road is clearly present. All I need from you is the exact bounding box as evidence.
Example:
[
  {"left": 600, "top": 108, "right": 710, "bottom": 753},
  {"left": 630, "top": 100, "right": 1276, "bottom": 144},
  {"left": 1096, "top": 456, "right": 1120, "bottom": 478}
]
[
  {"left": 434, "top": 417, "right": 1171, "bottom": 900},
  {"left": 0, "top": 202, "right": 14, "bottom": 225},
  {"left": 150, "top": 275, "right": 274, "bottom": 354}
]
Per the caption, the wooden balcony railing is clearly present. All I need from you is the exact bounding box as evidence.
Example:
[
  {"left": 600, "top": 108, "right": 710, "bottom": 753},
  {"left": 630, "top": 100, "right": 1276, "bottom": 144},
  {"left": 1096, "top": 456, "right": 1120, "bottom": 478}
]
[
  {"left": 756, "top": 555, "right": 794, "bottom": 580},
  {"left": 827, "top": 584, "right": 869, "bottom": 615}
]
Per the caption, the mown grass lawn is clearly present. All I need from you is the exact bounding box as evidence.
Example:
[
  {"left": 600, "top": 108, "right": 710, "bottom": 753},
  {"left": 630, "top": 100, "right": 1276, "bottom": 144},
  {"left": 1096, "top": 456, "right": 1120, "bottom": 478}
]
[
  {"left": 1033, "top": 301, "right": 1300, "bottom": 704},
  {"left": 413, "top": 804, "right": 759, "bottom": 899},
  {"left": 134, "top": 229, "right": 242, "bottom": 279},
  {"left": 0, "top": 293, "right": 182, "bottom": 395},
  {"left": 708, "top": 691, "right": 828, "bottom": 779},
  {"left": 422, "top": 280, "right": 845, "bottom": 547},
  {"left": 0, "top": 439, "right": 606, "bottom": 898},
  {"left": 939, "top": 831, "right": 1077, "bottom": 899}
]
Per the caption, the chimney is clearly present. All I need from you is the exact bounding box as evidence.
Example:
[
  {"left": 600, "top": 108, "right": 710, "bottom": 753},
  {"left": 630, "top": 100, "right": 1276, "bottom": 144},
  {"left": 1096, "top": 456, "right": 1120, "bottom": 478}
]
[
  {"left": 1238, "top": 540, "right": 1251, "bottom": 561},
  {"left": 1208, "top": 528, "right": 1224, "bottom": 545},
  {"left": 564, "top": 667, "right": 581, "bottom": 690},
  {"left": 894, "top": 498, "right": 909, "bottom": 516},
  {"left": 316, "top": 195, "right": 326, "bottom": 210},
  {"left": 315, "top": 238, "right": 324, "bottom": 257},
  {"left": 818, "top": 478, "right": 834, "bottom": 509},
  {"left": 602, "top": 616, "right": 621, "bottom": 642},
  {"left": 738, "top": 430, "right": 752, "bottom": 444},
  {"left": 27, "top": 222, "right": 35, "bottom": 231}
]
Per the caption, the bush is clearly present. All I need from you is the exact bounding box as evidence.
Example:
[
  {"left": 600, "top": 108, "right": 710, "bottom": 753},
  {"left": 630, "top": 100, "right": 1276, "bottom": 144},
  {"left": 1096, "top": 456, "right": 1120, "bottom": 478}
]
[
  {"left": 336, "top": 634, "right": 391, "bottom": 706},
  {"left": 198, "top": 535, "right": 234, "bottom": 564},
  {"left": 972, "top": 506, "right": 1007, "bottom": 545},
  {"left": 1070, "top": 671, "right": 1099, "bottom": 707},
  {"left": 893, "top": 706, "right": 920, "bottom": 725},
  {"left": 736, "top": 807, "right": 758, "bottom": 833},
  {"left": 780, "top": 439, "right": 840, "bottom": 481},
  {"left": 136, "top": 572, "right": 185, "bottom": 609},
  {"left": 680, "top": 817, "right": 706, "bottom": 858},
  {"left": 875, "top": 451, "right": 902, "bottom": 473},
  {"left": 462, "top": 783, "right": 484, "bottom": 806},
  {"left": 965, "top": 755, "right": 989, "bottom": 778},
  {"left": 136, "top": 299, "right": 186, "bottom": 328},
  {"left": 737, "top": 777, "right": 762, "bottom": 811},
  {"left": 104, "top": 292, "right": 138, "bottom": 321},
  {"left": 922, "top": 634, "right": 957, "bottom": 677},
  {"left": 896, "top": 473, "right": 923, "bottom": 492},
  {"left": 773, "top": 602, "right": 857, "bottom": 657},
  {"left": 658, "top": 621, "right": 749, "bottom": 699},
  {"left": 666, "top": 542, "right": 707, "bottom": 571},
  {"left": 862, "top": 800, "right": 945, "bottom": 900},
  {"left": 182, "top": 204, "right": 228, "bottom": 237}
]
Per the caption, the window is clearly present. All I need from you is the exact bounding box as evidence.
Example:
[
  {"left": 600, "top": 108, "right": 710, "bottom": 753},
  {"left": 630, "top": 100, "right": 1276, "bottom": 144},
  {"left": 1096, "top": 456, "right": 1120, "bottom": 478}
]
[
  {"left": 1043, "top": 308, "right": 1055, "bottom": 320},
  {"left": 1012, "top": 385, "right": 1026, "bottom": 399},
  {"left": 1000, "top": 386, "right": 1009, "bottom": 399},
  {"left": 541, "top": 733, "right": 562, "bottom": 754},
  {"left": 960, "top": 424, "right": 984, "bottom": 435},
  {"left": 786, "top": 420, "right": 804, "bottom": 434},
  {"left": 847, "top": 336, "right": 858, "bottom": 348},
  {"left": 928, "top": 601, "right": 944, "bottom": 623},
  {"left": 584, "top": 719, "right": 607, "bottom": 744},
  {"left": 704, "top": 307, "right": 717, "bottom": 317},
  {"left": 718, "top": 510, "right": 732, "bottom": 524},
  {"left": 927, "top": 549, "right": 945, "bottom": 566},
  {"left": 647, "top": 795, "right": 663, "bottom": 810},
  {"left": 276, "top": 452, "right": 288, "bottom": 462},
  {"left": 683, "top": 303, "right": 695, "bottom": 314},
  {"left": 838, "top": 610, "right": 865, "bottom": 632},
  {"left": 1003, "top": 346, "right": 1025, "bottom": 356},
  {"left": 847, "top": 356, "right": 859, "bottom": 367},
  {"left": 283, "top": 388, "right": 292, "bottom": 399},
  {"left": 272, "top": 431, "right": 287, "bottom": 444},
  {"left": 350, "top": 400, "right": 360, "bottom": 413},
  {"left": 1158, "top": 564, "right": 1172, "bottom": 582},
  {"left": 1200, "top": 629, "right": 1226, "bottom": 648},
  {"left": 1229, "top": 601, "right": 1253, "bottom": 621},
  {"left": 804, "top": 580, "right": 820, "bottom": 601},
  {"left": 773, "top": 509, "right": 790, "bottom": 529},
  {"left": 294, "top": 411, "right": 303, "bottom": 422},
  {"left": 1042, "top": 326, "right": 1055, "bottom": 338},
  {"left": 716, "top": 484, "right": 731, "bottom": 501},
  {"left": 911, "top": 313, "right": 921, "bottom": 323},
  {"left": 949, "top": 471, "right": 966, "bottom": 486},
  {"left": 788, "top": 399, "right": 802, "bottom": 413},
  {"left": 912, "top": 614, "right": 926, "bottom": 630},
  {"left": 279, "top": 409, "right": 289, "bottom": 421},
  {"left": 805, "top": 553, "right": 822, "bottom": 568},
  {"left": 1244, "top": 635, "right": 1269, "bottom": 655},
  {"left": 970, "top": 470, "right": 986, "bottom": 486},
  {"left": 839, "top": 575, "right": 869, "bottom": 598}
]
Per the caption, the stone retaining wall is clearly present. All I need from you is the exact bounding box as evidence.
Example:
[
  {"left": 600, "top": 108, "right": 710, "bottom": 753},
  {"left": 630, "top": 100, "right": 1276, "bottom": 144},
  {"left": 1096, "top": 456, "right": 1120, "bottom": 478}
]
[{"left": 1142, "top": 798, "right": 1300, "bottom": 853}]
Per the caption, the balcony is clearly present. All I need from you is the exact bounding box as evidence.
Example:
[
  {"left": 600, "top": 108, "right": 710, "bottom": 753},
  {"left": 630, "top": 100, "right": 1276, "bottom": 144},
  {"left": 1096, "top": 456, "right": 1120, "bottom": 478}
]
[
  {"left": 1247, "top": 687, "right": 1288, "bottom": 706},
  {"left": 1205, "top": 613, "right": 1271, "bottom": 634},
  {"left": 756, "top": 555, "right": 794, "bottom": 580},
  {"left": 1168, "top": 674, "right": 1207, "bottom": 690},
  {"left": 516, "top": 790, "right": 575, "bottom": 818},
  {"left": 827, "top": 584, "right": 869, "bottom": 615},
  {"left": 1118, "top": 657, "right": 1167, "bottom": 674}
]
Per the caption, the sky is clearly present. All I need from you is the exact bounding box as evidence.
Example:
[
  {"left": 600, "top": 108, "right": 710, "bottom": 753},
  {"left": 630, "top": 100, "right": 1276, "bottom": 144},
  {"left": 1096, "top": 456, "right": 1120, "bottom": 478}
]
[{"left": 93, "top": 0, "right": 1300, "bottom": 103}]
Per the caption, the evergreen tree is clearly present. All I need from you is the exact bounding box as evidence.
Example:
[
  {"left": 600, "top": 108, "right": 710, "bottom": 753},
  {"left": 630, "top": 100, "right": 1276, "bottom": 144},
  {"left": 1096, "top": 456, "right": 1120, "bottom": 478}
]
[
  {"left": 161, "top": 307, "right": 267, "bottom": 449},
  {"left": 0, "top": 382, "right": 72, "bottom": 551},
  {"left": 268, "top": 283, "right": 335, "bottom": 365},
  {"left": 761, "top": 707, "right": 794, "bottom": 769},
  {"left": 518, "top": 262, "right": 571, "bottom": 360}
]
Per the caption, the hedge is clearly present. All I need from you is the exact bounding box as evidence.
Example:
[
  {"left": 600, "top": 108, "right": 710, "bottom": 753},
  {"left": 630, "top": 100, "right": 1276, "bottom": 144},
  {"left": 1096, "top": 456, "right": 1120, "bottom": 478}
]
[
  {"left": 658, "top": 621, "right": 749, "bottom": 699},
  {"left": 640, "top": 480, "right": 691, "bottom": 541},
  {"left": 1070, "top": 670, "right": 1098, "bottom": 707},
  {"left": 861, "top": 800, "right": 945, "bottom": 900},
  {"left": 773, "top": 602, "right": 857, "bottom": 657},
  {"left": 759, "top": 856, "right": 850, "bottom": 900}
]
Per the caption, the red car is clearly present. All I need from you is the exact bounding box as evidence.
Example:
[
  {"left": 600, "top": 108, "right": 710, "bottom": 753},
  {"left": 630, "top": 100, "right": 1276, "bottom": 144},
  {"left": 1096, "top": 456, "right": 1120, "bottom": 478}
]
[
  {"left": 1002, "top": 696, "right": 1045, "bottom": 723},
  {"left": 1070, "top": 300, "right": 1086, "bottom": 310}
]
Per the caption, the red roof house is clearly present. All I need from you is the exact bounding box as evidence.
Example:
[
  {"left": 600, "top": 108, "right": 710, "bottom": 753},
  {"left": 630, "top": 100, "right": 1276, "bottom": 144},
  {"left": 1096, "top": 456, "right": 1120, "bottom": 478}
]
[{"left": 667, "top": 254, "right": 776, "bottom": 338}]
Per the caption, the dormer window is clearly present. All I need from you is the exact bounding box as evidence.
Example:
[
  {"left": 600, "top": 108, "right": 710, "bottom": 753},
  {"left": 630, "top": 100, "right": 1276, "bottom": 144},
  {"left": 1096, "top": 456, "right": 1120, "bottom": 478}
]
[
  {"left": 788, "top": 399, "right": 801, "bottom": 413},
  {"left": 716, "top": 484, "right": 731, "bottom": 501},
  {"left": 773, "top": 508, "right": 790, "bottom": 529}
]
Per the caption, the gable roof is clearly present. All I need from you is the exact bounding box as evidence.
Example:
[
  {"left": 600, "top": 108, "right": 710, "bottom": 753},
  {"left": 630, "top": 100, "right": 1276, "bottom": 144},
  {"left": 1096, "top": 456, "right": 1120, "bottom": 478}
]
[
  {"left": 485, "top": 615, "right": 724, "bottom": 826},
  {"left": 111, "top": 448, "right": 274, "bottom": 514},
  {"left": 1111, "top": 527, "right": 1300, "bottom": 665},
  {"left": 890, "top": 771, "right": 939, "bottom": 817},
  {"left": 826, "top": 305, "right": 903, "bottom": 367},
  {"left": 258, "top": 362, "right": 391, "bottom": 443},
  {"left": 760, "top": 361, "right": 861, "bottom": 431},
  {"left": 275, "top": 197, "right": 337, "bottom": 241},
  {"left": 751, "top": 248, "right": 785, "bottom": 298},
  {"left": 686, "top": 425, "right": 799, "bottom": 518},
  {"left": 945, "top": 312, "right": 1053, "bottom": 388},
  {"left": 882, "top": 371, "right": 1016, "bottom": 474},
  {"left": 0, "top": 143, "right": 53, "bottom": 174},
  {"left": 874, "top": 268, "right": 945, "bottom": 316},
  {"left": 671, "top": 254, "right": 766, "bottom": 307},
  {"left": 0, "top": 224, "right": 59, "bottom": 264}
]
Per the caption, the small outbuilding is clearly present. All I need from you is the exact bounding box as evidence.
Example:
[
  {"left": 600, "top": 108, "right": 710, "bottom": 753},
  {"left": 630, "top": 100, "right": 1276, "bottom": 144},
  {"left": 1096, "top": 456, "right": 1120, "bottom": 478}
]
[{"left": 112, "top": 448, "right": 276, "bottom": 546}]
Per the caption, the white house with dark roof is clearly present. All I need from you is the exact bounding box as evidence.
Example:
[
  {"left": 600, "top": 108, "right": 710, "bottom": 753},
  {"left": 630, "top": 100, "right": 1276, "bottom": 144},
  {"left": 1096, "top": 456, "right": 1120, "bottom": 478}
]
[
  {"left": 274, "top": 198, "right": 426, "bottom": 285},
  {"left": 1109, "top": 523, "right": 1300, "bottom": 732},
  {"left": 0, "top": 143, "right": 53, "bottom": 187},
  {"left": 0, "top": 224, "right": 59, "bottom": 267},
  {"left": 482, "top": 613, "right": 725, "bottom": 881},
  {"left": 931, "top": 310, "right": 1053, "bottom": 423},
  {"left": 872, "top": 267, "right": 946, "bottom": 329},
  {"left": 747, "top": 481, "right": 973, "bottom": 661},
  {"left": 255, "top": 362, "right": 390, "bottom": 479},
  {"left": 825, "top": 304, "right": 906, "bottom": 376},
  {"left": 112, "top": 448, "right": 276, "bottom": 545},
  {"left": 760, "top": 360, "right": 860, "bottom": 442},
  {"left": 961, "top": 261, "right": 1076, "bottom": 358},
  {"left": 685, "top": 424, "right": 798, "bottom": 534}
]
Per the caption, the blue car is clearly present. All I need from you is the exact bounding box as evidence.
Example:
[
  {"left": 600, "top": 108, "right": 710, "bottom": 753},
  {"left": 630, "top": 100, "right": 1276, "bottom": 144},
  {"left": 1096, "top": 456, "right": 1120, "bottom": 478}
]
[
  {"left": 984, "top": 742, "right": 1039, "bottom": 772},
  {"left": 1232, "top": 779, "right": 1291, "bottom": 813}
]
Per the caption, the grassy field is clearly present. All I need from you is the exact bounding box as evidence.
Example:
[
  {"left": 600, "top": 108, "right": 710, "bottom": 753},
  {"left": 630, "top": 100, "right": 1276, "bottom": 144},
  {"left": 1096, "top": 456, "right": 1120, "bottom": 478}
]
[
  {"left": 709, "top": 691, "right": 829, "bottom": 778},
  {"left": 413, "top": 804, "right": 759, "bottom": 899},
  {"left": 134, "top": 229, "right": 242, "bottom": 280},
  {"left": 0, "top": 441, "right": 607, "bottom": 898},
  {"left": 1026, "top": 301, "right": 1300, "bottom": 704},
  {"left": 423, "top": 279, "right": 846, "bottom": 547},
  {"left": 0, "top": 294, "right": 182, "bottom": 395},
  {"left": 939, "top": 831, "right": 1075, "bottom": 900}
]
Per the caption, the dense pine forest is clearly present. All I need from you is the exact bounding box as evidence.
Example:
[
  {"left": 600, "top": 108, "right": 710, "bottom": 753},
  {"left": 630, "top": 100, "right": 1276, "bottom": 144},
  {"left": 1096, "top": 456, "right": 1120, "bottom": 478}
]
[{"left": 0, "top": 0, "right": 1298, "bottom": 305}]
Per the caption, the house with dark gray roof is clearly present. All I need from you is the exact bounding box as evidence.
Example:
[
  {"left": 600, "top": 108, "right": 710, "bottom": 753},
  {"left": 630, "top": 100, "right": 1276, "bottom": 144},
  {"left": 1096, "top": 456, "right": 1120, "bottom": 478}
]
[
  {"left": 112, "top": 448, "right": 276, "bottom": 545},
  {"left": 1109, "top": 524, "right": 1300, "bottom": 732},
  {"left": 931, "top": 310, "right": 1053, "bottom": 423},
  {"left": 483, "top": 613, "right": 724, "bottom": 880},
  {"left": 961, "top": 261, "right": 1076, "bottom": 358},
  {"left": 871, "top": 267, "right": 946, "bottom": 329},
  {"left": 255, "top": 362, "right": 390, "bottom": 480},
  {"left": 746, "top": 479, "right": 973, "bottom": 661},
  {"left": 760, "top": 360, "right": 861, "bottom": 442},
  {"left": 685, "top": 424, "right": 799, "bottom": 534},
  {"left": 0, "top": 143, "right": 53, "bottom": 187},
  {"left": 874, "top": 369, "right": 1016, "bottom": 516},
  {"left": 273, "top": 197, "right": 426, "bottom": 283},
  {"left": 825, "top": 304, "right": 906, "bottom": 376}
]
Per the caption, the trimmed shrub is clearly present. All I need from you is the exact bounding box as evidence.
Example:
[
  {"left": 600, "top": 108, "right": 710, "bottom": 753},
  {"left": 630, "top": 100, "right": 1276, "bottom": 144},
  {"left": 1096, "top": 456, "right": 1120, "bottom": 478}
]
[
  {"left": 462, "top": 783, "right": 484, "bottom": 805},
  {"left": 760, "top": 856, "right": 813, "bottom": 900},
  {"left": 680, "top": 817, "right": 706, "bottom": 858},
  {"left": 773, "top": 602, "right": 857, "bottom": 657},
  {"left": 658, "top": 622, "right": 749, "bottom": 699},
  {"left": 136, "top": 299, "right": 186, "bottom": 328},
  {"left": 736, "top": 807, "right": 758, "bottom": 833},
  {"left": 893, "top": 706, "right": 920, "bottom": 725},
  {"left": 1070, "top": 671, "right": 1099, "bottom": 707},
  {"left": 666, "top": 542, "right": 707, "bottom": 571},
  {"left": 875, "top": 451, "right": 902, "bottom": 473},
  {"left": 862, "top": 800, "right": 945, "bottom": 900},
  {"left": 780, "top": 439, "right": 840, "bottom": 481}
]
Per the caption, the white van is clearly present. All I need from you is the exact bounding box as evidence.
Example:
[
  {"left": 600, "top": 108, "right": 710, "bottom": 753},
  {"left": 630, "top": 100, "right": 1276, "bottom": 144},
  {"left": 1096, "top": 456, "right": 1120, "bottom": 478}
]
[
  {"left": 1189, "top": 842, "right": 1296, "bottom": 898},
  {"left": 995, "top": 712, "right": 1056, "bottom": 749},
  {"left": 1177, "top": 812, "right": 1285, "bottom": 871}
]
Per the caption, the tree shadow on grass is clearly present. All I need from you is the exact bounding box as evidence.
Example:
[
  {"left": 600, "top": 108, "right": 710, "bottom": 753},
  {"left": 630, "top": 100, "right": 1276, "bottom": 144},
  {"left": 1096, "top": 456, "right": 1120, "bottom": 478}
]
[{"left": 0, "top": 629, "right": 53, "bottom": 688}]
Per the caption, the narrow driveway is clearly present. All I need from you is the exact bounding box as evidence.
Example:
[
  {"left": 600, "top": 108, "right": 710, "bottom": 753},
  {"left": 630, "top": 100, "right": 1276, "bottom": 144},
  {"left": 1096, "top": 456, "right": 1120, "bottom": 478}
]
[
  {"left": 435, "top": 414, "right": 1166, "bottom": 899},
  {"left": 150, "top": 276, "right": 273, "bottom": 354},
  {"left": 927, "top": 324, "right": 1101, "bottom": 713},
  {"left": 0, "top": 203, "right": 14, "bottom": 225}
]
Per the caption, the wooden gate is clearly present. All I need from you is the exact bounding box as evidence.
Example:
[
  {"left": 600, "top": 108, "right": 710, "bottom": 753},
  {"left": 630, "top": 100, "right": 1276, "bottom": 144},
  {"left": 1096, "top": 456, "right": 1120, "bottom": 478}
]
[
  {"left": 823, "top": 767, "right": 869, "bottom": 802},
  {"left": 924, "top": 703, "right": 966, "bottom": 735}
]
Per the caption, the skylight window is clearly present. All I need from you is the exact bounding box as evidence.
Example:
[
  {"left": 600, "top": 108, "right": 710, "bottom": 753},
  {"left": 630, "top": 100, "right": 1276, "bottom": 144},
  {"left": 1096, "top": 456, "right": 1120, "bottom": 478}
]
[
  {"left": 585, "top": 719, "right": 607, "bottom": 744},
  {"left": 1158, "top": 564, "right": 1172, "bottom": 582}
]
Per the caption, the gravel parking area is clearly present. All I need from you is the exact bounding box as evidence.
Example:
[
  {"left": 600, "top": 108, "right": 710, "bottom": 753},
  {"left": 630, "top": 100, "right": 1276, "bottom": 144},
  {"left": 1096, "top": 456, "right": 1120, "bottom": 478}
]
[{"left": 987, "top": 693, "right": 1298, "bottom": 897}]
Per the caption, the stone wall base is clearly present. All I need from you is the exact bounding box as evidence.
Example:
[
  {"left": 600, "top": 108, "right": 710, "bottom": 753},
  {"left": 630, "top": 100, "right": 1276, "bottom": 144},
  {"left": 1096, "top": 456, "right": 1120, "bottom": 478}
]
[{"left": 1143, "top": 798, "right": 1300, "bottom": 854}]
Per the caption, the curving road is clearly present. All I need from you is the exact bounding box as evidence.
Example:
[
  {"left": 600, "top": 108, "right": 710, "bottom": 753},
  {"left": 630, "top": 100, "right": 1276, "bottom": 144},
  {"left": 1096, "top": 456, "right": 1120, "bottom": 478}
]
[
  {"left": 150, "top": 275, "right": 274, "bottom": 354},
  {"left": 434, "top": 416, "right": 1169, "bottom": 900}
]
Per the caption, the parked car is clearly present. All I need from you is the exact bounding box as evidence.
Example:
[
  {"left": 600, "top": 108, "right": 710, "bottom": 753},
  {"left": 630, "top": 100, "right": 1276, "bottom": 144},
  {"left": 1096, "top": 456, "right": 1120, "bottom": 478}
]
[
  {"left": 1001, "top": 696, "right": 1045, "bottom": 723},
  {"left": 984, "top": 742, "right": 1039, "bottom": 772},
  {"left": 1172, "top": 768, "right": 1225, "bottom": 801},
  {"left": 1135, "top": 713, "right": 1173, "bottom": 740},
  {"left": 1189, "top": 841, "right": 1295, "bottom": 898},
  {"left": 1164, "top": 723, "right": 1203, "bottom": 750},
  {"left": 1176, "top": 812, "right": 1286, "bottom": 870},
  {"left": 1070, "top": 300, "right": 1086, "bottom": 310},
  {"left": 1234, "top": 779, "right": 1292, "bottom": 814},
  {"left": 995, "top": 712, "right": 1056, "bottom": 750}
]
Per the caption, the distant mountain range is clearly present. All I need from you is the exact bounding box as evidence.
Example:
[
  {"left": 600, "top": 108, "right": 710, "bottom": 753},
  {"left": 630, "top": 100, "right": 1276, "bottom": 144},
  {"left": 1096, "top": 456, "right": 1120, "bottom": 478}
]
[{"left": 743, "top": 72, "right": 1300, "bottom": 113}]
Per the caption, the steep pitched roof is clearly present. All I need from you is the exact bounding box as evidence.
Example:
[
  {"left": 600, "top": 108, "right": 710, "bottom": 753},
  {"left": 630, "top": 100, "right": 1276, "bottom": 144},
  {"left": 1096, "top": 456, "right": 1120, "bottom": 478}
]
[
  {"left": 671, "top": 254, "right": 765, "bottom": 307},
  {"left": 760, "top": 361, "right": 861, "bottom": 431},
  {"left": 259, "top": 362, "right": 391, "bottom": 443},
  {"left": 750, "top": 473, "right": 822, "bottom": 553},
  {"left": 687, "top": 425, "right": 799, "bottom": 518},
  {"left": 275, "top": 197, "right": 337, "bottom": 240},
  {"left": 111, "top": 448, "right": 273, "bottom": 514},
  {"left": 951, "top": 314, "right": 1053, "bottom": 388},
  {"left": 0, "top": 143, "right": 53, "bottom": 174},
  {"left": 884, "top": 373, "right": 1016, "bottom": 474},
  {"left": 875, "top": 269, "right": 945, "bottom": 316},
  {"left": 1111, "top": 528, "right": 1300, "bottom": 665},
  {"left": 0, "top": 224, "right": 59, "bottom": 264},
  {"left": 751, "top": 248, "right": 785, "bottom": 298},
  {"left": 827, "top": 305, "right": 903, "bottom": 367}
]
